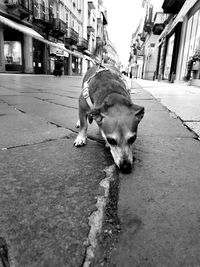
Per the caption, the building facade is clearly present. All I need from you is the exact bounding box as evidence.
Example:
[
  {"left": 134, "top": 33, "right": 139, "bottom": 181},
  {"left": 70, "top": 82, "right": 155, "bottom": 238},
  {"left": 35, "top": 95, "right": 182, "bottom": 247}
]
[
  {"left": 175, "top": 0, "right": 200, "bottom": 86},
  {"left": 128, "top": 0, "right": 160, "bottom": 80},
  {"left": 106, "top": 39, "right": 119, "bottom": 66},
  {"left": 0, "top": 0, "right": 108, "bottom": 75},
  {"left": 130, "top": 0, "right": 200, "bottom": 86}
]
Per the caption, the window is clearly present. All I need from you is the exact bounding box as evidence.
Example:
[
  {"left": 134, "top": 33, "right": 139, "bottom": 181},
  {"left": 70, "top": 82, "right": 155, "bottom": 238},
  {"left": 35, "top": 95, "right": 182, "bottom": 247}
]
[
  {"left": 77, "top": 0, "right": 81, "bottom": 11},
  {"left": 164, "top": 34, "right": 175, "bottom": 79},
  {"left": 66, "top": 11, "right": 69, "bottom": 27},
  {"left": 180, "top": 9, "right": 200, "bottom": 79},
  {"left": 72, "top": 18, "right": 75, "bottom": 29},
  {"left": 188, "top": 10, "right": 199, "bottom": 58},
  {"left": 4, "top": 41, "right": 22, "bottom": 65},
  {"left": 193, "top": 10, "right": 200, "bottom": 53}
]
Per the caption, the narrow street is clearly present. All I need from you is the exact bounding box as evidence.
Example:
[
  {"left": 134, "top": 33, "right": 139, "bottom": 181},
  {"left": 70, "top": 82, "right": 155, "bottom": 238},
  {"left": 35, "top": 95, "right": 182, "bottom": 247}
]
[{"left": 1, "top": 75, "right": 200, "bottom": 266}]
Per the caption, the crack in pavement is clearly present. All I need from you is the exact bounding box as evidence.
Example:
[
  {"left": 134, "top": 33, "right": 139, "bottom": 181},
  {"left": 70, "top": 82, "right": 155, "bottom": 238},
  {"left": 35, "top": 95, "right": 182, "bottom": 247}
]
[
  {"left": 82, "top": 165, "right": 116, "bottom": 267},
  {"left": 0, "top": 134, "right": 75, "bottom": 151},
  {"left": 34, "top": 98, "right": 78, "bottom": 110},
  {"left": 25, "top": 92, "right": 78, "bottom": 99}
]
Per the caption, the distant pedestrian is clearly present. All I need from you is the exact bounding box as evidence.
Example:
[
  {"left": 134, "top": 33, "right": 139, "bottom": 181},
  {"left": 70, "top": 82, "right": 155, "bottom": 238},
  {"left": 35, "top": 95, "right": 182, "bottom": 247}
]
[{"left": 53, "top": 58, "right": 64, "bottom": 77}]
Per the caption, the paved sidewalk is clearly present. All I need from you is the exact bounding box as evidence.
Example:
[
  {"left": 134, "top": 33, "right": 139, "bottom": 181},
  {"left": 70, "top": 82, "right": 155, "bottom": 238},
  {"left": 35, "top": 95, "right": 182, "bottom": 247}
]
[
  {"left": 102, "top": 80, "right": 200, "bottom": 266},
  {"left": 0, "top": 75, "right": 115, "bottom": 267},
  {"left": 134, "top": 79, "right": 200, "bottom": 137}
]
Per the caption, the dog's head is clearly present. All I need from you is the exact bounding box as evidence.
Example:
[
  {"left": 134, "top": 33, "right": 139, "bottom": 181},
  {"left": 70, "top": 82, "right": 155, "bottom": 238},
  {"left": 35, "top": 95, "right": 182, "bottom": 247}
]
[{"left": 89, "top": 101, "right": 144, "bottom": 173}]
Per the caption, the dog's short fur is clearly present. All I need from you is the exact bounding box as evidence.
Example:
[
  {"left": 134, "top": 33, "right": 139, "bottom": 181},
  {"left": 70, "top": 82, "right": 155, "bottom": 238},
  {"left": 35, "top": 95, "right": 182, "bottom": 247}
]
[{"left": 74, "top": 64, "right": 144, "bottom": 173}]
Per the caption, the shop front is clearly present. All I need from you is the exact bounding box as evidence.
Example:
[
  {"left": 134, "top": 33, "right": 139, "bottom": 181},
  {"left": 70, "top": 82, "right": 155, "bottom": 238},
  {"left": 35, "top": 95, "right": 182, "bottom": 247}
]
[
  {"left": 33, "top": 39, "right": 45, "bottom": 74},
  {"left": 178, "top": 1, "right": 200, "bottom": 85},
  {"left": 72, "top": 55, "right": 82, "bottom": 75},
  {"left": 49, "top": 43, "right": 69, "bottom": 75},
  {"left": 4, "top": 28, "right": 23, "bottom": 72},
  {"left": 0, "top": 15, "right": 46, "bottom": 74}
]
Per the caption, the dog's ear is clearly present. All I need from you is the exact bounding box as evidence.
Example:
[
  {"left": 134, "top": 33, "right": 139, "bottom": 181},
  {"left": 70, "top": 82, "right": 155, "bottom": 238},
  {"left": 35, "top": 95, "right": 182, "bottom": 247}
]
[
  {"left": 89, "top": 108, "right": 104, "bottom": 125},
  {"left": 132, "top": 104, "right": 145, "bottom": 121}
]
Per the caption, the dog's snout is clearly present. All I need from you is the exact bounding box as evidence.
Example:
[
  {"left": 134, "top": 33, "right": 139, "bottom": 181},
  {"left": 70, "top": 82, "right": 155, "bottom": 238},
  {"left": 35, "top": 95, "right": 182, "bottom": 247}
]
[{"left": 119, "top": 159, "right": 132, "bottom": 173}]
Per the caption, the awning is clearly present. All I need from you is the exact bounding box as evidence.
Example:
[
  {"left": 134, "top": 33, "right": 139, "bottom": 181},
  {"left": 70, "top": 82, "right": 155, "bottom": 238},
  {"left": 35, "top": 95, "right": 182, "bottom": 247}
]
[
  {"left": 0, "top": 15, "right": 84, "bottom": 58},
  {"left": 0, "top": 15, "right": 44, "bottom": 40},
  {"left": 50, "top": 45, "right": 69, "bottom": 57},
  {"left": 168, "top": 0, "right": 198, "bottom": 34},
  {"left": 70, "top": 50, "right": 84, "bottom": 58},
  {"left": 157, "top": 0, "right": 199, "bottom": 41}
]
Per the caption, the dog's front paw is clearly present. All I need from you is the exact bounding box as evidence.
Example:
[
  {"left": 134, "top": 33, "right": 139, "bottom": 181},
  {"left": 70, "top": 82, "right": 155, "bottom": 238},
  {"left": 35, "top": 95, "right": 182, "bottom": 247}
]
[{"left": 74, "top": 134, "right": 87, "bottom": 147}]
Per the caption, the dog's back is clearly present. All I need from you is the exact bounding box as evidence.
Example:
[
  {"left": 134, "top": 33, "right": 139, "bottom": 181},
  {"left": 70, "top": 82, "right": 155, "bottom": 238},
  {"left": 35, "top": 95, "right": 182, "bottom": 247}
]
[{"left": 83, "top": 64, "right": 130, "bottom": 107}]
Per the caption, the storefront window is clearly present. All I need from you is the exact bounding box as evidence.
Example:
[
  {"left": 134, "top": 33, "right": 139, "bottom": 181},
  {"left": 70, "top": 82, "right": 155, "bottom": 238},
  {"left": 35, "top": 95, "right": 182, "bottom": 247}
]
[
  {"left": 180, "top": 9, "right": 200, "bottom": 80},
  {"left": 188, "top": 10, "right": 199, "bottom": 58},
  {"left": 4, "top": 41, "right": 22, "bottom": 65},
  {"left": 164, "top": 34, "right": 175, "bottom": 79},
  {"left": 180, "top": 16, "right": 193, "bottom": 79},
  {"left": 194, "top": 10, "right": 200, "bottom": 53},
  {"left": 72, "top": 56, "right": 77, "bottom": 74}
]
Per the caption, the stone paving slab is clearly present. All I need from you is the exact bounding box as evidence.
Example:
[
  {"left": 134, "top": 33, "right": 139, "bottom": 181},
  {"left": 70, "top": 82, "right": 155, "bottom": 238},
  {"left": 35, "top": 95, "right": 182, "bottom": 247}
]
[
  {"left": 0, "top": 94, "right": 78, "bottom": 110},
  {"left": 135, "top": 80, "right": 200, "bottom": 122},
  {"left": 109, "top": 134, "right": 200, "bottom": 267},
  {"left": 131, "top": 89, "right": 154, "bottom": 100},
  {"left": 26, "top": 92, "right": 78, "bottom": 100},
  {"left": 0, "top": 138, "right": 112, "bottom": 267},
  {"left": 154, "top": 95, "right": 200, "bottom": 121},
  {"left": 0, "top": 113, "right": 72, "bottom": 149},
  {"left": 132, "top": 98, "right": 166, "bottom": 111},
  {"left": 138, "top": 105, "right": 195, "bottom": 138},
  {"left": 12, "top": 101, "right": 78, "bottom": 128},
  {"left": 0, "top": 75, "right": 82, "bottom": 93},
  {"left": 6, "top": 100, "right": 103, "bottom": 142},
  {"left": 107, "top": 86, "right": 200, "bottom": 267},
  {"left": 0, "top": 95, "right": 44, "bottom": 105},
  {"left": 0, "top": 87, "right": 21, "bottom": 95},
  {"left": 0, "top": 103, "right": 19, "bottom": 115},
  {"left": 33, "top": 94, "right": 79, "bottom": 110}
]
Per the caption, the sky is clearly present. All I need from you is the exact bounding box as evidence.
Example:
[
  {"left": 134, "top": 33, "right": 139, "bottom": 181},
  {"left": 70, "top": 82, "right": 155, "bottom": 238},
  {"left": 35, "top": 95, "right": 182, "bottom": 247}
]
[{"left": 103, "top": 0, "right": 162, "bottom": 66}]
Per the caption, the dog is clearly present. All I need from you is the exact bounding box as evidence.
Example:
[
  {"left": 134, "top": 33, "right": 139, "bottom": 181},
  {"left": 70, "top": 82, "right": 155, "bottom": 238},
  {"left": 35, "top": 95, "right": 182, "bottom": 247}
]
[{"left": 74, "top": 64, "right": 144, "bottom": 173}]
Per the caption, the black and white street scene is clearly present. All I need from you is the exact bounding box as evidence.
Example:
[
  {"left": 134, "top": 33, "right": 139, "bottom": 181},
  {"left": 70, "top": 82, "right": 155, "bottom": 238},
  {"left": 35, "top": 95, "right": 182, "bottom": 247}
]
[{"left": 1, "top": 0, "right": 200, "bottom": 266}]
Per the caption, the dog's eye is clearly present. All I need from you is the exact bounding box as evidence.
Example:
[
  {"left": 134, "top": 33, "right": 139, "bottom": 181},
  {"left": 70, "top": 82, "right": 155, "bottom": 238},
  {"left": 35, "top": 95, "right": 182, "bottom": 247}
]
[
  {"left": 107, "top": 137, "right": 117, "bottom": 146},
  {"left": 127, "top": 135, "right": 136, "bottom": 145}
]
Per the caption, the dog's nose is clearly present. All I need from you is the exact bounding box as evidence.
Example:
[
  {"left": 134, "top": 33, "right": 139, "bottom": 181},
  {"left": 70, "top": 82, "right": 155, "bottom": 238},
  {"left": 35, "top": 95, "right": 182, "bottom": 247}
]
[{"left": 119, "top": 160, "right": 132, "bottom": 173}]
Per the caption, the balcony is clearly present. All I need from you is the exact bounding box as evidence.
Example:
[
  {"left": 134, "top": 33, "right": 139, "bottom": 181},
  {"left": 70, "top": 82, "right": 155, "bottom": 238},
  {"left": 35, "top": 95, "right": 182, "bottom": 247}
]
[
  {"left": 152, "top": 12, "right": 169, "bottom": 35},
  {"left": 4, "top": 0, "right": 31, "bottom": 19},
  {"left": 162, "top": 0, "right": 186, "bottom": 14},
  {"left": 77, "top": 37, "right": 88, "bottom": 51},
  {"left": 65, "top": 28, "right": 79, "bottom": 46},
  {"left": 143, "top": 21, "right": 153, "bottom": 33},
  {"left": 88, "top": 1, "right": 95, "bottom": 10},
  {"left": 101, "top": 11, "right": 108, "bottom": 25},
  {"left": 33, "top": 4, "right": 50, "bottom": 28},
  {"left": 96, "top": 36, "right": 103, "bottom": 46},
  {"left": 87, "top": 25, "right": 95, "bottom": 33},
  {"left": 97, "top": 17, "right": 102, "bottom": 24},
  {"left": 52, "top": 18, "right": 67, "bottom": 37}
]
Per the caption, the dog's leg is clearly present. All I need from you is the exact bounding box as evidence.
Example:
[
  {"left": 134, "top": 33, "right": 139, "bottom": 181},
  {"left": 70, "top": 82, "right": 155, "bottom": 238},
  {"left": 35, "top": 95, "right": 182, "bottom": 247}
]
[
  {"left": 75, "top": 119, "right": 80, "bottom": 128},
  {"left": 74, "top": 109, "right": 88, "bottom": 147}
]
